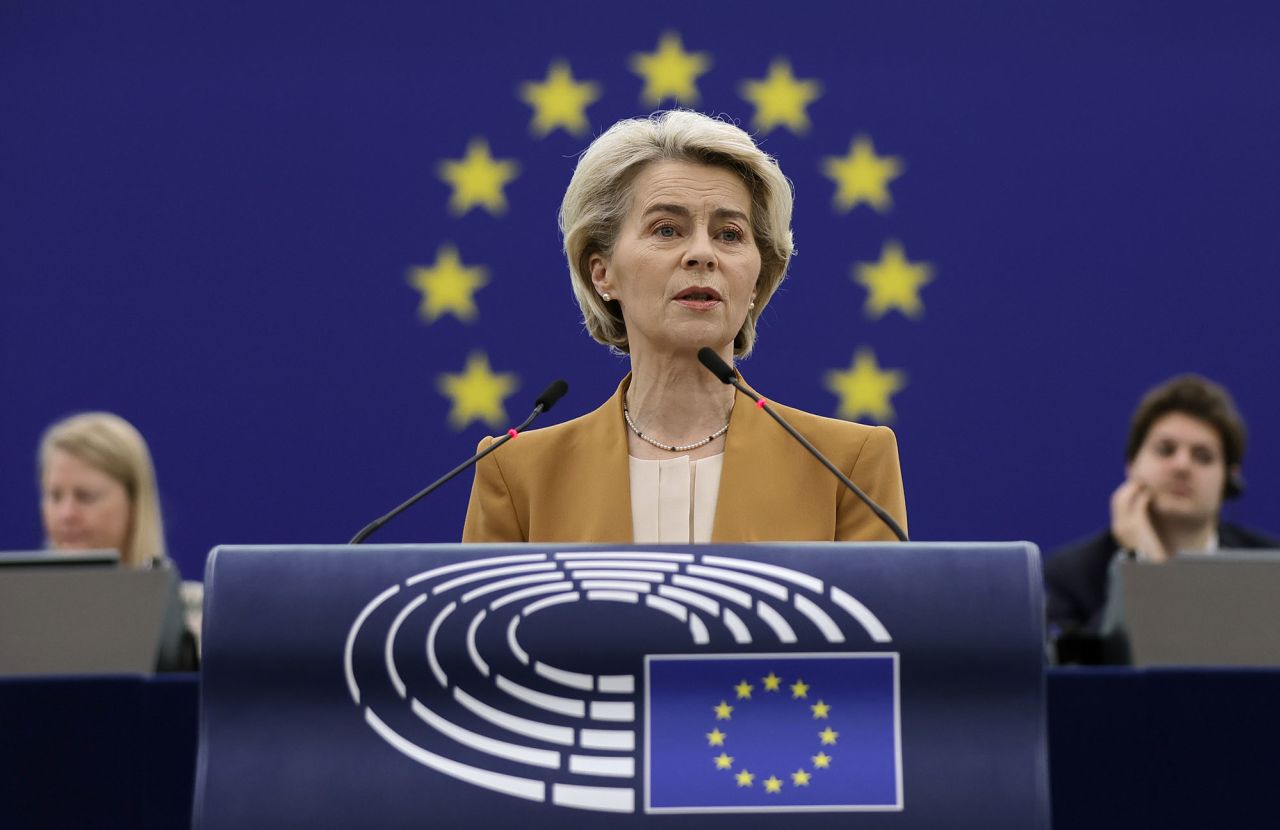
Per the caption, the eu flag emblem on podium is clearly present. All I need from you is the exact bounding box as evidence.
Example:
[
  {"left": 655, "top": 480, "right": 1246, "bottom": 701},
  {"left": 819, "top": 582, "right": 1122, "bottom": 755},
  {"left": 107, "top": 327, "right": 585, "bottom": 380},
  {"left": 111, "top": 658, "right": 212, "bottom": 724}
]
[{"left": 645, "top": 653, "right": 901, "bottom": 812}]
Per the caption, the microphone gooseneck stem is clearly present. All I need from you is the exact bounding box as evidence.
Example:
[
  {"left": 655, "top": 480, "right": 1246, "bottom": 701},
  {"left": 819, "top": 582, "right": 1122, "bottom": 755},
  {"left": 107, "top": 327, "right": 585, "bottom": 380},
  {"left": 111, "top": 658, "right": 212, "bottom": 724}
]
[
  {"left": 348, "top": 404, "right": 544, "bottom": 544},
  {"left": 695, "top": 346, "right": 907, "bottom": 542},
  {"left": 730, "top": 377, "right": 908, "bottom": 542}
]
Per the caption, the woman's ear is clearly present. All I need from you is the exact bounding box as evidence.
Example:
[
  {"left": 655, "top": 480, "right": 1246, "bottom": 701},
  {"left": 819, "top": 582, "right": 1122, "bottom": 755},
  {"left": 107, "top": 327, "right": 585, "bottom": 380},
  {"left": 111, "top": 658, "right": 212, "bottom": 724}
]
[{"left": 589, "top": 254, "right": 612, "bottom": 296}]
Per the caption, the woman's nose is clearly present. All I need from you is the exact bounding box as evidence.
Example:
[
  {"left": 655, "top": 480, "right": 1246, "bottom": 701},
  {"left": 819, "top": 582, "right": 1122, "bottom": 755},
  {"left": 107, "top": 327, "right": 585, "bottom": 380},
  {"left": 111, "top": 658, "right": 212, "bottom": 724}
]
[{"left": 684, "top": 229, "right": 717, "bottom": 271}]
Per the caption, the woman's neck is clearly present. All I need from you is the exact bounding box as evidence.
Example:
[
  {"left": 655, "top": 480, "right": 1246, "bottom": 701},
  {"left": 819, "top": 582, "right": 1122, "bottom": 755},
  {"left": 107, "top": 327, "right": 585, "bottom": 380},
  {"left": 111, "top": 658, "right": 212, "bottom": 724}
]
[{"left": 625, "top": 349, "right": 736, "bottom": 461}]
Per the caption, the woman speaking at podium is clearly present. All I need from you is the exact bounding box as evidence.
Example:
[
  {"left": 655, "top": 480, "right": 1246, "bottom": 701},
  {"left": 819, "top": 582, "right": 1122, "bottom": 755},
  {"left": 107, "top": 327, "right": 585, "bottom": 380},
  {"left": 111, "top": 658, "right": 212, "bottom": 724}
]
[{"left": 463, "top": 111, "right": 906, "bottom": 544}]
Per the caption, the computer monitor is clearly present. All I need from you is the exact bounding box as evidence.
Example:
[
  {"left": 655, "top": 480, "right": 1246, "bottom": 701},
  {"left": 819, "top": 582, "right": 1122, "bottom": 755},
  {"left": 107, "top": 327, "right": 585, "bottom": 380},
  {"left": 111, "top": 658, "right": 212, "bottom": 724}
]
[
  {"left": 1119, "top": 551, "right": 1280, "bottom": 667},
  {"left": 0, "top": 552, "right": 175, "bottom": 676},
  {"left": 0, "top": 549, "right": 119, "bottom": 567}
]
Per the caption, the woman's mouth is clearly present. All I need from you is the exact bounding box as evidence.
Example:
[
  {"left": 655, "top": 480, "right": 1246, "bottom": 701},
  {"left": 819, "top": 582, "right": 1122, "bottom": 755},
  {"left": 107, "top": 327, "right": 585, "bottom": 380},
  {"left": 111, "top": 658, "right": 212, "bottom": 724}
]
[{"left": 673, "top": 286, "right": 722, "bottom": 310}]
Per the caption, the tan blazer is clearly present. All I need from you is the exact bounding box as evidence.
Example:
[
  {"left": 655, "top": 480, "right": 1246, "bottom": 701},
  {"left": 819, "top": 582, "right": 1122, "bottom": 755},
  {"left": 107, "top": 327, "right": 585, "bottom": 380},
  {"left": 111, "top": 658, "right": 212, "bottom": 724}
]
[{"left": 462, "top": 376, "right": 907, "bottom": 543}]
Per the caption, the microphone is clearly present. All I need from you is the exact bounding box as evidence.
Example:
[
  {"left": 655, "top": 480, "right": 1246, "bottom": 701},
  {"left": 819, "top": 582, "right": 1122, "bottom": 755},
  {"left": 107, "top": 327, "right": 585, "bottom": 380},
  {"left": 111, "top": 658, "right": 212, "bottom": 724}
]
[
  {"left": 349, "top": 379, "right": 568, "bottom": 544},
  {"left": 697, "top": 347, "right": 908, "bottom": 542}
]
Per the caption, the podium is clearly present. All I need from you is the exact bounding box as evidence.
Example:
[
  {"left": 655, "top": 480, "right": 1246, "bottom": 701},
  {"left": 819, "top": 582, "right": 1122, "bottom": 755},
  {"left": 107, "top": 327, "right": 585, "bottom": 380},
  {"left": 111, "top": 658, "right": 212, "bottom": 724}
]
[{"left": 194, "top": 543, "right": 1048, "bottom": 829}]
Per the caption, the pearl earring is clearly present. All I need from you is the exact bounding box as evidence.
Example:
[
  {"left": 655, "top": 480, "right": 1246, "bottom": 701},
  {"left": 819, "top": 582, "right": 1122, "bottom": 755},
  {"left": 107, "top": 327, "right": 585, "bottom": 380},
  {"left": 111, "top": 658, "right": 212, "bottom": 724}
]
[
  {"left": 602, "top": 293, "right": 612, "bottom": 302},
  {"left": 749, "top": 301, "right": 756, "bottom": 310}
]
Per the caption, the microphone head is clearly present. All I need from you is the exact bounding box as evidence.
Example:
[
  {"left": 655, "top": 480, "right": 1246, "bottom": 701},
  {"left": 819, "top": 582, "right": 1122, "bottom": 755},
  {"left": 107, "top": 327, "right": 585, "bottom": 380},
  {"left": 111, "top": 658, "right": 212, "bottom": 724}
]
[
  {"left": 535, "top": 379, "right": 569, "bottom": 412},
  {"left": 697, "top": 347, "right": 737, "bottom": 384}
]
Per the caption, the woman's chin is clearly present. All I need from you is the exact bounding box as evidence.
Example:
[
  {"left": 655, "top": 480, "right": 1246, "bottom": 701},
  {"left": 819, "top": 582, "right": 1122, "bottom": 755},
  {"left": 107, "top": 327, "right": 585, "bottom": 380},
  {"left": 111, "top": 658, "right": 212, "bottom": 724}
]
[{"left": 662, "top": 321, "right": 736, "bottom": 353}]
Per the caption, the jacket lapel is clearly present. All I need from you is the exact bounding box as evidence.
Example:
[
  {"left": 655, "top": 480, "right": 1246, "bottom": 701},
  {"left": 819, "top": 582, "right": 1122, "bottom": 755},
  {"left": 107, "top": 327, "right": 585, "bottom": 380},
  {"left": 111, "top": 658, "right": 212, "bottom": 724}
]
[
  {"left": 556, "top": 376, "right": 634, "bottom": 542},
  {"left": 713, "top": 377, "right": 784, "bottom": 542}
]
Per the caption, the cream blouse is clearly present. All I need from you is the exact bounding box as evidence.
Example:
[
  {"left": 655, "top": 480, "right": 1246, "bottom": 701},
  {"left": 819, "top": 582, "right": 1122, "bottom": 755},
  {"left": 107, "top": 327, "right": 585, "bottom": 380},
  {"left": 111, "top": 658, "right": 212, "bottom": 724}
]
[{"left": 628, "top": 453, "right": 724, "bottom": 543}]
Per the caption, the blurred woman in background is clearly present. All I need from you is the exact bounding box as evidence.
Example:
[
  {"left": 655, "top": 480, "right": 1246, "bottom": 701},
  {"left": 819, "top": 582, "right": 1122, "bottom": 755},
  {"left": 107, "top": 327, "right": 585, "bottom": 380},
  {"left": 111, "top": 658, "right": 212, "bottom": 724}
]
[
  {"left": 40, "top": 412, "right": 165, "bottom": 567},
  {"left": 39, "top": 412, "right": 197, "bottom": 670}
]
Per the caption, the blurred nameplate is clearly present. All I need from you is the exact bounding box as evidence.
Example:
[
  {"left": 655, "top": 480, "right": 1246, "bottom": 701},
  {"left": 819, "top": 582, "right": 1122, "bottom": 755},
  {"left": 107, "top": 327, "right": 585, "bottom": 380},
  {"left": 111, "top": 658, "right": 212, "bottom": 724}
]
[
  {"left": 1122, "top": 551, "right": 1280, "bottom": 667},
  {"left": 0, "top": 556, "right": 170, "bottom": 677},
  {"left": 196, "top": 543, "right": 1047, "bottom": 830}
]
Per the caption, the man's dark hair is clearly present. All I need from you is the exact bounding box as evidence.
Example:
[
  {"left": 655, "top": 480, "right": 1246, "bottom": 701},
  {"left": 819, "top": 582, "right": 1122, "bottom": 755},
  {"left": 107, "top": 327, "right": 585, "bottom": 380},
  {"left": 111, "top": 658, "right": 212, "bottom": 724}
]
[{"left": 1126, "top": 374, "right": 1246, "bottom": 497}]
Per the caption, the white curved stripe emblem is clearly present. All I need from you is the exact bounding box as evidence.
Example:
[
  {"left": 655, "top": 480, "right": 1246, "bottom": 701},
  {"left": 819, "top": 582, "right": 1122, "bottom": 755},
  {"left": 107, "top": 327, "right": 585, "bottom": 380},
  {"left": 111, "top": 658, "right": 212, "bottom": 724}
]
[
  {"left": 366, "top": 708, "right": 544, "bottom": 802},
  {"left": 830, "top": 585, "right": 892, "bottom": 642},
  {"left": 345, "top": 583, "right": 399, "bottom": 704},
  {"left": 410, "top": 698, "right": 559, "bottom": 769},
  {"left": 406, "top": 553, "right": 548, "bottom": 587}
]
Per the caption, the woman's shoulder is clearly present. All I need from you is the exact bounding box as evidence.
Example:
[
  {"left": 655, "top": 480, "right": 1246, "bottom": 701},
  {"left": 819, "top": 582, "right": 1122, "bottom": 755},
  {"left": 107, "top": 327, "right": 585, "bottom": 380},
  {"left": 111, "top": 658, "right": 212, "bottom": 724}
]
[
  {"left": 479, "top": 393, "right": 618, "bottom": 459},
  {"left": 762, "top": 397, "right": 897, "bottom": 445}
]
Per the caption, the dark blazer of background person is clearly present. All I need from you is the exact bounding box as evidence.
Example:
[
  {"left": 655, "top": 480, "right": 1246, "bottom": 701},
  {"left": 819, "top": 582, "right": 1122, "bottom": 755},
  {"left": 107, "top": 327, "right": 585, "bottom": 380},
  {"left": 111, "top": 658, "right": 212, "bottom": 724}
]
[{"left": 1045, "top": 523, "right": 1279, "bottom": 634}]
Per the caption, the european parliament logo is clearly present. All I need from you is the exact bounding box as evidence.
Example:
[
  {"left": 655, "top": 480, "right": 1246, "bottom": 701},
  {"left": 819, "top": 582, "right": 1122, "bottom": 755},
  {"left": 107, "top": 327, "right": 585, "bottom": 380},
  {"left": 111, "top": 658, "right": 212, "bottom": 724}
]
[{"left": 344, "top": 550, "right": 903, "bottom": 814}]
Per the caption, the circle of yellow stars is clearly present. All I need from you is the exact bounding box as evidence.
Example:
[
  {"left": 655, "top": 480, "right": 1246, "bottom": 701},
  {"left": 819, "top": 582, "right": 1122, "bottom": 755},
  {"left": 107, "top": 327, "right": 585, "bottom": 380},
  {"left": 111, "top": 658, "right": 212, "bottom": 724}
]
[
  {"left": 705, "top": 671, "right": 838, "bottom": 795},
  {"left": 422, "top": 30, "right": 931, "bottom": 429}
]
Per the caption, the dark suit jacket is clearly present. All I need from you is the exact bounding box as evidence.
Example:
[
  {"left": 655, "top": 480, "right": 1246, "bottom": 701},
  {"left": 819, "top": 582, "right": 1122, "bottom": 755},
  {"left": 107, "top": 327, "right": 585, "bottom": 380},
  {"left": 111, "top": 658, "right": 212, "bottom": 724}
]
[
  {"left": 462, "top": 375, "right": 907, "bottom": 543},
  {"left": 1045, "top": 522, "right": 1280, "bottom": 634}
]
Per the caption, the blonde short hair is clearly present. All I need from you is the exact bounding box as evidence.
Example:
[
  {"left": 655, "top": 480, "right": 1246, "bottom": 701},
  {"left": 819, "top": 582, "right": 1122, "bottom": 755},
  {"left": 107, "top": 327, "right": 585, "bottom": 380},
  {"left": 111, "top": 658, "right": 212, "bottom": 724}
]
[
  {"left": 560, "top": 110, "right": 794, "bottom": 358},
  {"left": 39, "top": 412, "right": 167, "bottom": 568}
]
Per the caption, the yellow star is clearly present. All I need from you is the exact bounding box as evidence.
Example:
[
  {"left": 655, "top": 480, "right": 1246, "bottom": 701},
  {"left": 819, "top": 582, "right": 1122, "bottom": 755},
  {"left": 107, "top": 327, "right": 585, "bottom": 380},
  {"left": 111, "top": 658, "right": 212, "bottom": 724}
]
[
  {"left": 706, "top": 728, "right": 727, "bottom": 746},
  {"left": 792, "top": 768, "right": 812, "bottom": 786},
  {"left": 790, "top": 679, "right": 809, "bottom": 699},
  {"left": 739, "top": 58, "right": 822, "bottom": 134},
  {"left": 735, "top": 769, "right": 755, "bottom": 787},
  {"left": 811, "top": 700, "right": 831, "bottom": 719},
  {"left": 855, "top": 240, "right": 934, "bottom": 320},
  {"left": 822, "top": 135, "right": 904, "bottom": 213},
  {"left": 824, "top": 348, "right": 907, "bottom": 424},
  {"left": 630, "top": 31, "right": 711, "bottom": 105},
  {"left": 714, "top": 752, "right": 734, "bottom": 770},
  {"left": 437, "top": 352, "right": 518, "bottom": 431},
  {"left": 812, "top": 752, "right": 832, "bottom": 769},
  {"left": 519, "top": 60, "right": 601, "bottom": 137},
  {"left": 406, "top": 245, "right": 489, "bottom": 324},
  {"left": 437, "top": 138, "right": 520, "bottom": 216},
  {"left": 763, "top": 776, "right": 783, "bottom": 794},
  {"left": 819, "top": 726, "right": 839, "bottom": 745},
  {"left": 762, "top": 672, "right": 782, "bottom": 692},
  {"left": 714, "top": 700, "right": 733, "bottom": 720},
  {"left": 734, "top": 680, "right": 753, "bottom": 700}
]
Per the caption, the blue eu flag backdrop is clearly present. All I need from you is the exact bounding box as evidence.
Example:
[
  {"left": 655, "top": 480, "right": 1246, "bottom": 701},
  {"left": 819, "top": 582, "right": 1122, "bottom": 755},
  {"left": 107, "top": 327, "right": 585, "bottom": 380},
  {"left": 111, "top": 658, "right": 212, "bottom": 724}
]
[
  {"left": 646, "top": 653, "right": 900, "bottom": 812},
  {"left": 4, "top": 3, "right": 1280, "bottom": 574}
]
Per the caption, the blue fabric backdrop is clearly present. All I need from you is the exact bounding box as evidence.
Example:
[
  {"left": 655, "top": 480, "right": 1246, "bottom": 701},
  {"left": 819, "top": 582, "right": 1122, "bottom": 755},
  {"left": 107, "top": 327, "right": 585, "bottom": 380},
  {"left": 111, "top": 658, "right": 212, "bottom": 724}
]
[{"left": 3, "top": 1, "right": 1279, "bottom": 578}]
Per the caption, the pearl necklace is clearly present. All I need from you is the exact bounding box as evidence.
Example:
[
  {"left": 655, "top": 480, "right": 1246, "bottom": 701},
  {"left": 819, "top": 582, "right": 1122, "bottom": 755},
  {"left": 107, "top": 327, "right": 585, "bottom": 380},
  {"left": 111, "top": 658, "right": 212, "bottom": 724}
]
[{"left": 623, "top": 402, "right": 730, "bottom": 453}]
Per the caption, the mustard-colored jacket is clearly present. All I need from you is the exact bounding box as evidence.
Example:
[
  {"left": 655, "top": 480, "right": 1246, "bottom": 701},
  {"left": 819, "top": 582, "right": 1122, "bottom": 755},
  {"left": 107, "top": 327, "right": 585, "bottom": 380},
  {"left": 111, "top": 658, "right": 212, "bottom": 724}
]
[{"left": 463, "top": 376, "right": 907, "bottom": 544}]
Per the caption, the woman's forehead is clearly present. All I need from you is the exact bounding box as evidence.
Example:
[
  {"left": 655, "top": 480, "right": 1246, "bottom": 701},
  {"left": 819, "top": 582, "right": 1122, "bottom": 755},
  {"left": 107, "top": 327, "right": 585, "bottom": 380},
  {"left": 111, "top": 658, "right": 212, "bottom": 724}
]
[{"left": 628, "top": 160, "right": 752, "bottom": 210}]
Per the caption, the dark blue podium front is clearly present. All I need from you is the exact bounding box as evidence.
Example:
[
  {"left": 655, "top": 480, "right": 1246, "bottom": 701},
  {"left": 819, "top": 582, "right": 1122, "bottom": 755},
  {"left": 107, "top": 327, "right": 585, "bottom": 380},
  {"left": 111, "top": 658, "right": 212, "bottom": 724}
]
[{"left": 194, "top": 543, "right": 1048, "bottom": 829}]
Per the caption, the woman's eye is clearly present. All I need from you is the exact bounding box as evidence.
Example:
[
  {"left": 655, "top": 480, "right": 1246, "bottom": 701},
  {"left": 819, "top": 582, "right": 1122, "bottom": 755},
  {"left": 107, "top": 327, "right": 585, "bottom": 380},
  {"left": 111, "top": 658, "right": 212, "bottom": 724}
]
[{"left": 656, "top": 225, "right": 676, "bottom": 238}]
